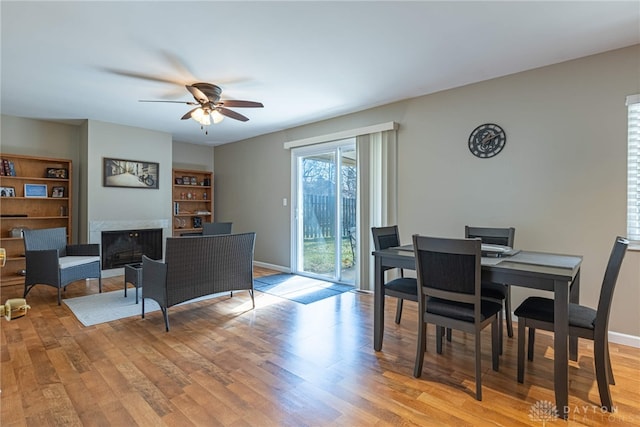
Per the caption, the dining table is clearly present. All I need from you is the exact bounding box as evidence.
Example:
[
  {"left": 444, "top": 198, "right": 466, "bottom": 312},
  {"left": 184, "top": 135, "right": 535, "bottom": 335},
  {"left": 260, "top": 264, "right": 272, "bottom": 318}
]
[{"left": 373, "top": 244, "right": 582, "bottom": 419}]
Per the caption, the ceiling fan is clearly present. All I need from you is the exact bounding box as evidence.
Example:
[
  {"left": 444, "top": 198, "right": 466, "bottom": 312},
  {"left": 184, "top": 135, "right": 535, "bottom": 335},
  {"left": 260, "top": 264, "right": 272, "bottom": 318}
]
[{"left": 140, "top": 83, "right": 263, "bottom": 134}]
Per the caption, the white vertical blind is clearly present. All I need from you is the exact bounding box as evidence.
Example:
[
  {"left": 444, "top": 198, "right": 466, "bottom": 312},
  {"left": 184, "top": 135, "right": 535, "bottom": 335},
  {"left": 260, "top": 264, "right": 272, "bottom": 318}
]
[{"left": 627, "top": 94, "right": 640, "bottom": 241}]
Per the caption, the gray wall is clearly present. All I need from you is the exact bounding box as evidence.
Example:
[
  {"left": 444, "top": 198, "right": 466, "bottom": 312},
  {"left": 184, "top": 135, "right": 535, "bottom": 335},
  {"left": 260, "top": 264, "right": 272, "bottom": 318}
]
[{"left": 214, "top": 45, "right": 640, "bottom": 337}]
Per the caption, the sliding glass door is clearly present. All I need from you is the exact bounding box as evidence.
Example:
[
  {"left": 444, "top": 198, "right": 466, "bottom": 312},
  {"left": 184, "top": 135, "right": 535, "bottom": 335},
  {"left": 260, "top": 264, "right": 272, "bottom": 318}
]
[{"left": 292, "top": 139, "right": 356, "bottom": 284}]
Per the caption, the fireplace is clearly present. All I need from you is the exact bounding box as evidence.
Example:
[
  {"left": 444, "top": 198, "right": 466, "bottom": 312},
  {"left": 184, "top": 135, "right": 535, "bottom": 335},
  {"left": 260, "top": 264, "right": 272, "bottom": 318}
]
[{"left": 101, "top": 228, "right": 162, "bottom": 270}]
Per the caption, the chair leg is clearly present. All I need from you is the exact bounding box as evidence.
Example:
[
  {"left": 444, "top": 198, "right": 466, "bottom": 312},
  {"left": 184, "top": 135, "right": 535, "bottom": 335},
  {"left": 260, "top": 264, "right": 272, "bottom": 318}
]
[
  {"left": 414, "top": 320, "right": 427, "bottom": 378},
  {"left": 57, "top": 287, "right": 62, "bottom": 306},
  {"left": 606, "top": 341, "right": 615, "bottom": 385},
  {"left": 517, "top": 320, "right": 526, "bottom": 383},
  {"left": 98, "top": 277, "right": 102, "bottom": 293},
  {"left": 492, "top": 317, "right": 500, "bottom": 371},
  {"left": 436, "top": 326, "right": 443, "bottom": 354},
  {"left": 505, "top": 287, "right": 514, "bottom": 338},
  {"left": 527, "top": 327, "right": 536, "bottom": 361},
  {"left": 594, "top": 336, "right": 614, "bottom": 411},
  {"left": 395, "top": 298, "right": 403, "bottom": 324},
  {"left": 498, "top": 309, "right": 504, "bottom": 355},
  {"left": 446, "top": 327, "right": 452, "bottom": 342},
  {"left": 475, "top": 331, "right": 482, "bottom": 401}
]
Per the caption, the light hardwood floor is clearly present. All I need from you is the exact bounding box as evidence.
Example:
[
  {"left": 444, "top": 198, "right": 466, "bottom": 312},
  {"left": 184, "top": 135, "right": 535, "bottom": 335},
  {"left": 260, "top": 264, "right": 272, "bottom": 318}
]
[{"left": 1, "top": 269, "right": 639, "bottom": 426}]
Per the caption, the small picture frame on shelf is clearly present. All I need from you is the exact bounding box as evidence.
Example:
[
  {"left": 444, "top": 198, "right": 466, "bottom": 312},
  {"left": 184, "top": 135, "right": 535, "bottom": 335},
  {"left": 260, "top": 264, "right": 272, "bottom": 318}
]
[
  {"left": 0, "top": 186, "right": 15, "bottom": 197},
  {"left": 46, "top": 168, "right": 68, "bottom": 179},
  {"left": 190, "top": 177, "right": 197, "bottom": 185},
  {"left": 193, "top": 216, "right": 202, "bottom": 229},
  {"left": 175, "top": 177, "right": 183, "bottom": 185},
  {"left": 24, "top": 184, "right": 47, "bottom": 198},
  {"left": 51, "top": 186, "right": 65, "bottom": 198}
]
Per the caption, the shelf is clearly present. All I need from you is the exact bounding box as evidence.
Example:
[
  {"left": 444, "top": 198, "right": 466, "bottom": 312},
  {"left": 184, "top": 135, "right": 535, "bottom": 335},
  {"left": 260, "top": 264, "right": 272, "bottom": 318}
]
[
  {"left": 0, "top": 153, "right": 72, "bottom": 288},
  {"left": 172, "top": 168, "right": 212, "bottom": 237}
]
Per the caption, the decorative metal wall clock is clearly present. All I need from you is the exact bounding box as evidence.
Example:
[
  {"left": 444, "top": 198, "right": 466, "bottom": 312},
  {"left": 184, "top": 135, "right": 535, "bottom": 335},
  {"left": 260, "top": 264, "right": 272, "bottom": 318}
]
[{"left": 468, "top": 123, "right": 506, "bottom": 158}]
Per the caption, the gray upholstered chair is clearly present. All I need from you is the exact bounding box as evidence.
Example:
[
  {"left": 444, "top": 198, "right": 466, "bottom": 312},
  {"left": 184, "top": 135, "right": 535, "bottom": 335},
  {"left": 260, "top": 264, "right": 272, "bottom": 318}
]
[
  {"left": 515, "top": 236, "right": 628, "bottom": 412},
  {"left": 412, "top": 234, "right": 500, "bottom": 401},
  {"left": 371, "top": 226, "right": 418, "bottom": 324},
  {"left": 23, "top": 227, "right": 102, "bottom": 305},
  {"left": 202, "top": 222, "right": 233, "bottom": 236}
]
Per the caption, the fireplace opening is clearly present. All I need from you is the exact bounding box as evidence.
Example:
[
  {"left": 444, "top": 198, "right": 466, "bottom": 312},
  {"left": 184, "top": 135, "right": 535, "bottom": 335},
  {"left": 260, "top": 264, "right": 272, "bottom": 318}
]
[{"left": 101, "top": 228, "right": 162, "bottom": 270}]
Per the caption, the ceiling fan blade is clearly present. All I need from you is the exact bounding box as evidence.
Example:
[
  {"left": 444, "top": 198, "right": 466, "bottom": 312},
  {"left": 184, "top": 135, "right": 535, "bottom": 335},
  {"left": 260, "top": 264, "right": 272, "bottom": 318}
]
[
  {"left": 102, "top": 68, "right": 182, "bottom": 85},
  {"left": 217, "top": 107, "right": 249, "bottom": 122},
  {"left": 186, "top": 85, "right": 209, "bottom": 104},
  {"left": 139, "top": 100, "right": 198, "bottom": 105},
  {"left": 181, "top": 107, "right": 201, "bottom": 120},
  {"left": 219, "top": 100, "right": 264, "bottom": 108}
]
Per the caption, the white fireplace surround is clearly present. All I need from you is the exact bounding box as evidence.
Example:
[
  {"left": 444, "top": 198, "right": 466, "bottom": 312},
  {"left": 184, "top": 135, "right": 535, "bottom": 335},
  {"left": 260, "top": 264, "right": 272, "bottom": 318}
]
[{"left": 90, "top": 219, "right": 170, "bottom": 277}]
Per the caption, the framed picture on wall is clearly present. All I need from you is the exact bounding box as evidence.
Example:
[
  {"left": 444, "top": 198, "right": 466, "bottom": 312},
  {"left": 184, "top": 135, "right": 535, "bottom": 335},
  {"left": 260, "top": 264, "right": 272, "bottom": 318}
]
[{"left": 103, "top": 157, "right": 159, "bottom": 189}]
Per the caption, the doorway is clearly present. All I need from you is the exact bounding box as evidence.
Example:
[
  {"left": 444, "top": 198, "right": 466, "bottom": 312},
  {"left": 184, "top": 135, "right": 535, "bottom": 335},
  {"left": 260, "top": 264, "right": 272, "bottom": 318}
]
[{"left": 292, "top": 139, "right": 356, "bottom": 284}]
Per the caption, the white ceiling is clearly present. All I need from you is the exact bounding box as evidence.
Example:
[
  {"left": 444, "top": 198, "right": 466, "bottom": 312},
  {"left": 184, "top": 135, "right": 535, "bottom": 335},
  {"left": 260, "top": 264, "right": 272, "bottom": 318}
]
[{"left": 2, "top": 1, "right": 639, "bottom": 146}]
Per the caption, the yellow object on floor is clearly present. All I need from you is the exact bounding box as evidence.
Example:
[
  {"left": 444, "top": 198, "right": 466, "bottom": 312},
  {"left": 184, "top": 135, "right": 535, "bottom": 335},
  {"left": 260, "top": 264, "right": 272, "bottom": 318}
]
[{"left": 0, "top": 298, "right": 30, "bottom": 320}]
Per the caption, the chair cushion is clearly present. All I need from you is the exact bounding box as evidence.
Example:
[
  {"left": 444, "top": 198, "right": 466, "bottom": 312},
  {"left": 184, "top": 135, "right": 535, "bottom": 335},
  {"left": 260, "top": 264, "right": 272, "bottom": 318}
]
[
  {"left": 426, "top": 297, "right": 502, "bottom": 322},
  {"left": 514, "top": 296, "right": 597, "bottom": 330},
  {"left": 385, "top": 277, "right": 418, "bottom": 296},
  {"left": 481, "top": 282, "right": 508, "bottom": 300},
  {"left": 59, "top": 256, "right": 100, "bottom": 269}
]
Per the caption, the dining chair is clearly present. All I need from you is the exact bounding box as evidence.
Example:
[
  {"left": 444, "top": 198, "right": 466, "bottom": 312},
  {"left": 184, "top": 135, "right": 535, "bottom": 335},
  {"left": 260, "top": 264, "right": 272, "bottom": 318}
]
[
  {"left": 371, "top": 226, "right": 418, "bottom": 324},
  {"left": 202, "top": 222, "right": 233, "bottom": 235},
  {"left": 514, "top": 236, "right": 628, "bottom": 411},
  {"left": 412, "top": 234, "right": 500, "bottom": 401},
  {"left": 463, "top": 226, "right": 516, "bottom": 353}
]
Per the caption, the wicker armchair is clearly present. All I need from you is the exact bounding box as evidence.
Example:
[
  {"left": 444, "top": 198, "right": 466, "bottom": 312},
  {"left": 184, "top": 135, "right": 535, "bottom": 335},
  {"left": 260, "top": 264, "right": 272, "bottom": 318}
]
[{"left": 23, "top": 227, "right": 102, "bottom": 305}]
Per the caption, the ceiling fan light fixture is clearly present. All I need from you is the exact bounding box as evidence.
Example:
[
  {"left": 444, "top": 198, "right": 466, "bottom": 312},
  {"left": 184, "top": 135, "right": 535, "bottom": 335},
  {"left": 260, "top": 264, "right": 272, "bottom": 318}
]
[
  {"left": 211, "top": 110, "right": 225, "bottom": 124},
  {"left": 190, "top": 108, "right": 211, "bottom": 126}
]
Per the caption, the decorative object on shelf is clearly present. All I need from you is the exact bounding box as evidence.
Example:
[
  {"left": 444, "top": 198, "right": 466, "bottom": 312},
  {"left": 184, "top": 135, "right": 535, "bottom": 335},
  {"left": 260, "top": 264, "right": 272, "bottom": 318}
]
[
  {"left": 10, "top": 227, "right": 27, "bottom": 238},
  {"left": 2, "top": 159, "right": 16, "bottom": 176},
  {"left": 46, "top": 168, "right": 68, "bottom": 179},
  {"left": 103, "top": 157, "right": 159, "bottom": 189},
  {"left": 51, "top": 186, "right": 65, "bottom": 198},
  {"left": 190, "top": 177, "right": 197, "bottom": 185},
  {"left": 175, "top": 177, "right": 183, "bottom": 185},
  {"left": 0, "top": 298, "right": 31, "bottom": 321},
  {"left": 0, "top": 186, "right": 15, "bottom": 197},
  {"left": 204, "top": 178, "right": 210, "bottom": 186},
  {"left": 193, "top": 216, "right": 202, "bottom": 229},
  {"left": 468, "top": 123, "right": 506, "bottom": 158},
  {"left": 24, "top": 183, "right": 47, "bottom": 198},
  {"left": 0, "top": 248, "right": 5, "bottom": 267}
]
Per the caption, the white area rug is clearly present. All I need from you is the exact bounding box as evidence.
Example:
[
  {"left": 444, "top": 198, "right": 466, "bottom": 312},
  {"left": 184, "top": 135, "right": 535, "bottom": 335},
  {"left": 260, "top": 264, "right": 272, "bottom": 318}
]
[{"left": 63, "top": 289, "right": 217, "bottom": 327}]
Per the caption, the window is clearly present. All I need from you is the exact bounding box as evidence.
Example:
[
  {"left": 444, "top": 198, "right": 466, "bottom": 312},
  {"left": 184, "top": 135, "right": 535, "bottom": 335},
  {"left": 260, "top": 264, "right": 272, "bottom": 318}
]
[{"left": 628, "top": 94, "right": 640, "bottom": 241}]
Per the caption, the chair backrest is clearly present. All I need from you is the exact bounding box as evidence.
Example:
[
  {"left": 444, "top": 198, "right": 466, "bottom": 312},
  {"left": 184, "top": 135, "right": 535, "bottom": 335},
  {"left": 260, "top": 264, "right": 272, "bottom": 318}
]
[
  {"left": 412, "top": 235, "right": 482, "bottom": 307},
  {"left": 594, "top": 236, "right": 629, "bottom": 334},
  {"left": 465, "top": 225, "right": 515, "bottom": 247},
  {"left": 371, "top": 226, "right": 401, "bottom": 251},
  {"left": 23, "top": 227, "right": 68, "bottom": 255},
  {"left": 202, "top": 222, "right": 233, "bottom": 236}
]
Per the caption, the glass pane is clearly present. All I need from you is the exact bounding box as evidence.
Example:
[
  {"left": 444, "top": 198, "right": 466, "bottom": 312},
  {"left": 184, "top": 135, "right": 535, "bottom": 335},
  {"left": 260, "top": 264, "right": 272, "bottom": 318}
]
[
  {"left": 300, "top": 152, "right": 336, "bottom": 280},
  {"left": 339, "top": 147, "right": 357, "bottom": 283}
]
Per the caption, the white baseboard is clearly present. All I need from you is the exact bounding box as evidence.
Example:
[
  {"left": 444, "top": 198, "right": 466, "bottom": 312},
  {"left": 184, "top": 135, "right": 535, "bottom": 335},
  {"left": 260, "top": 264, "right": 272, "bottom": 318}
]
[
  {"left": 608, "top": 331, "right": 640, "bottom": 348},
  {"left": 253, "top": 260, "right": 289, "bottom": 273}
]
